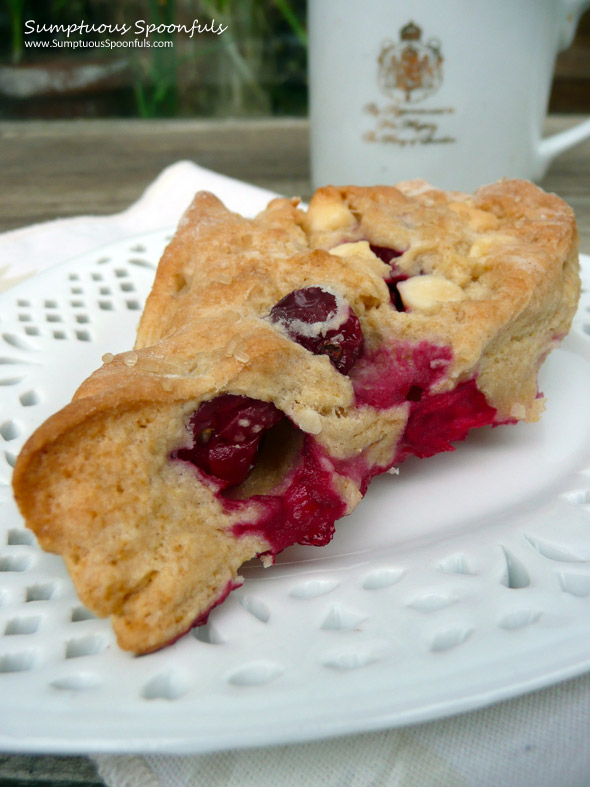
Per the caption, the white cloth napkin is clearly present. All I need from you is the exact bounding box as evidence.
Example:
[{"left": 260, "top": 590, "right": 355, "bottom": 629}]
[
  {"left": 93, "top": 672, "right": 590, "bottom": 787},
  {"left": 2, "top": 162, "right": 590, "bottom": 787}
]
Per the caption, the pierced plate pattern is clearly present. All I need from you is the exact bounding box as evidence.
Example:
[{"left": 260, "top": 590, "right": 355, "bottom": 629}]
[{"left": 1, "top": 238, "right": 590, "bottom": 754}]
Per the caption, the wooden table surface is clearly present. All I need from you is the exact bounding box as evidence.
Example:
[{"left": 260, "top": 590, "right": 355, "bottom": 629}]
[
  {"left": 0, "top": 115, "right": 589, "bottom": 786},
  {"left": 0, "top": 115, "right": 589, "bottom": 250}
]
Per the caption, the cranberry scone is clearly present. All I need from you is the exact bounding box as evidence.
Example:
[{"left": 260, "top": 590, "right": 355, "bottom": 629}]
[{"left": 12, "top": 179, "right": 580, "bottom": 654}]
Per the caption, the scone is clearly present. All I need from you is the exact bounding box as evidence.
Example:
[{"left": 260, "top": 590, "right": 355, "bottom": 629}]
[{"left": 12, "top": 179, "right": 580, "bottom": 654}]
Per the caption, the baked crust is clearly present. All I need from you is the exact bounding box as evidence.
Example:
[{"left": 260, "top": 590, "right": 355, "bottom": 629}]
[{"left": 12, "top": 179, "right": 580, "bottom": 653}]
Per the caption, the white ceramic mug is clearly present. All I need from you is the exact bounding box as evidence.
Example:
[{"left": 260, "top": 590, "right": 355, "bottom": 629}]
[{"left": 309, "top": 0, "right": 590, "bottom": 191}]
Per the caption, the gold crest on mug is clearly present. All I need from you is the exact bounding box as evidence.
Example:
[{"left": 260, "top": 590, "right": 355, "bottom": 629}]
[
  {"left": 364, "top": 21, "right": 455, "bottom": 148},
  {"left": 378, "top": 22, "right": 443, "bottom": 104},
  {"left": 309, "top": 0, "right": 590, "bottom": 190}
]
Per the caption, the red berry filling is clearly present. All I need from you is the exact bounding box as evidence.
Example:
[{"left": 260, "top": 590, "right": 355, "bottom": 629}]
[
  {"left": 396, "top": 379, "right": 497, "bottom": 461},
  {"left": 174, "top": 394, "right": 283, "bottom": 487},
  {"left": 340, "top": 341, "right": 500, "bottom": 493},
  {"left": 369, "top": 244, "right": 404, "bottom": 265},
  {"left": 230, "top": 436, "right": 346, "bottom": 554},
  {"left": 174, "top": 395, "right": 347, "bottom": 553},
  {"left": 369, "top": 245, "right": 408, "bottom": 311},
  {"left": 333, "top": 378, "right": 499, "bottom": 495},
  {"left": 176, "top": 345, "right": 503, "bottom": 553},
  {"left": 269, "top": 286, "right": 363, "bottom": 374},
  {"left": 351, "top": 342, "right": 453, "bottom": 409},
  {"left": 171, "top": 337, "right": 514, "bottom": 638}
]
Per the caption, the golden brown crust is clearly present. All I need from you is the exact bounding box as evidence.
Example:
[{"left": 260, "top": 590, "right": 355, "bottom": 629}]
[{"left": 12, "top": 180, "right": 580, "bottom": 654}]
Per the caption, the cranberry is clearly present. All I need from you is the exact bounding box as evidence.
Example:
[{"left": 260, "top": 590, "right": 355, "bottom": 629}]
[
  {"left": 369, "top": 245, "right": 408, "bottom": 311},
  {"left": 269, "top": 286, "right": 363, "bottom": 374},
  {"left": 175, "top": 394, "right": 283, "bottom": 486}
]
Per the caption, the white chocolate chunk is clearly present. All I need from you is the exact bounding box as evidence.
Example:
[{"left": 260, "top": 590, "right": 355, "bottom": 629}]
[
  {"left": 448, "top": 201, "right": 499, "bottom": 231},
  {"left": 398, "top": 275, "right": 464, "bottom": 313},
  {"left": 469, "top": 233, "right": 514, "bottom": 259},
  {"left": 330, "top": 240, "right": 379, "bottom": 261},
  {"left": 294, "top": 408, "right": 322, "bottom": 435},
  {"left": 306, "top": 201, "right": 355, "bottom": 233}
]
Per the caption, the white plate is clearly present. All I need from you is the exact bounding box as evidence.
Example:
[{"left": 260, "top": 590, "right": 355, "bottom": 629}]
[{"left": 1, "top": 236, "right": 590, "bottom": 754}]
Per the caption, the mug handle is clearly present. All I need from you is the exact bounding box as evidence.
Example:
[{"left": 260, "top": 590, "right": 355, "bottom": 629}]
[{"left": 537, "top": 0, "right": 590, "bottom": 170}]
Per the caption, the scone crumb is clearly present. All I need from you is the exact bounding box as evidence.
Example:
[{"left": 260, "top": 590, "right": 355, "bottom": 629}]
[
  {"left": 198, "top": 374, "right": 216, "bottom": 390},
  {"left": 509, "top": 403, "right": 526, "bottom": 420},
  {"left": 225, "top": 338, "right": 238, "bottom": 357},
  {"left": 211, "top": 272, "right": 233, "bottom": 285},
  {"left": 123, "top": 351, "right": 138, "bottom": 367}
]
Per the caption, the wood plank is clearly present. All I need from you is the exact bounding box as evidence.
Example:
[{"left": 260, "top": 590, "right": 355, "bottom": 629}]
[
  {"left": 0, "top": 118, "right": 310, "bottom": 232},
  {"left": 540, "top": 116, "right": 590, "bottom": 251},
  {"left": 550, "top": 9, "right": 590, "bottom": 112},
  {"left": 0, "top": 754, "right": 101, "bottom": 785},
  {"left": 0, "top": 117, "right": 588, "bottom": 249}
]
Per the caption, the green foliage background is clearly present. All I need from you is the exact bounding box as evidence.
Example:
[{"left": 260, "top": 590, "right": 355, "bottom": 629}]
[{"left": 0, "top": 0, "right": 307, "bottom": 117}]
